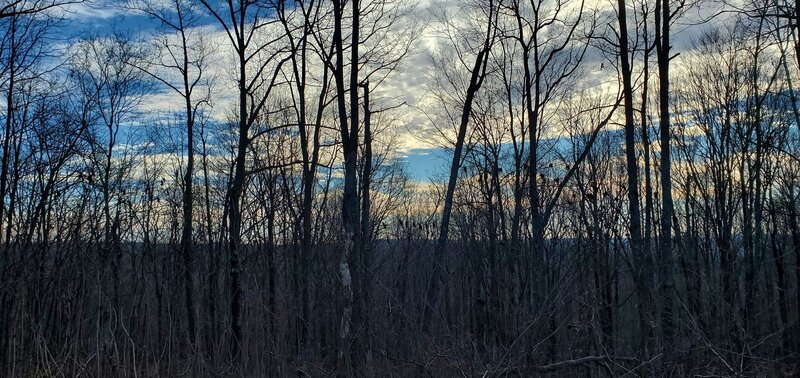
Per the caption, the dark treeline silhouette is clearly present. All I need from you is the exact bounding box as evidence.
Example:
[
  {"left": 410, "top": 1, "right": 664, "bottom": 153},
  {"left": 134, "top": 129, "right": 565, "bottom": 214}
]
[{"left": 1, "top": 0, "right": 800, "bottom": 376}]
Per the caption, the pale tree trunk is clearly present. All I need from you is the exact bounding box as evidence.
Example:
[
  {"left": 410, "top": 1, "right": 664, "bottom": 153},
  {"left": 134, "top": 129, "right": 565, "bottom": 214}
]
[{"left": 332, "top": 0, "right": 359, "bottom": 373}]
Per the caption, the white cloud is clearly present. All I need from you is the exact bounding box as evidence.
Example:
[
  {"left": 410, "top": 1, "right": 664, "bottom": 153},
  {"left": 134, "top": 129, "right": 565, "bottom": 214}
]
[{"left": 59, "top": 0, "right": 125, "bottom": 20}]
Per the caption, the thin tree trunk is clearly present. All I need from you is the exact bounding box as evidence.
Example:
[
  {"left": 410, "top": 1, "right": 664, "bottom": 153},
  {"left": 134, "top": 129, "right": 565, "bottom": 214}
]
[
  {"left": 655, "top": 0, "right": 675, "bottom": 359},
  {"left": 179, "top": 29, "right": 197, "bottom": 347},
  {"left": 359, "top": 81, "right": 373, "bottom": 366},
  {"left": 0, "top": 18, "right": 16, "bottom": 250},
  {"left": 226, "top": 40, "right": 248, "bottom": 359},
  {"left": 332, "top": 0, "right": 359, "bottom": 373},
  {"left": 428, "top": 1, "right": 494, "bottom": 329},
  {"left": 617, "top": 0, "right": 643, "bottom": 276}
]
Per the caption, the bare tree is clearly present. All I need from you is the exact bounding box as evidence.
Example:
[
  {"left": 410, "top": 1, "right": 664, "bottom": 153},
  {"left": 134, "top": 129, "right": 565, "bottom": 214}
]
[
  {"left": 2, "top": 0, "right": 800, "bottom": 376},
  {"left": 426, "top": 0, "right": 498, "bottom": 332},
  {"left": 196, "top": 0, "right": 291, "bottom": 357},
  {"left": 127, "top": 0, "right": 212, "bottom": 348},
  {"left": 0, "top": 0, "right": 84, "bottom": 19}
]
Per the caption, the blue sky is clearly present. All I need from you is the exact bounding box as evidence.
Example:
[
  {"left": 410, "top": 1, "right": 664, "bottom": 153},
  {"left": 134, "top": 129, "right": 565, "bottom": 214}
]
[
  {"left": 49, "top": 0, "right": 735, "bottom": 183},
  {"left": 53, "top": 0, "right": 448, "bottom": 181}
]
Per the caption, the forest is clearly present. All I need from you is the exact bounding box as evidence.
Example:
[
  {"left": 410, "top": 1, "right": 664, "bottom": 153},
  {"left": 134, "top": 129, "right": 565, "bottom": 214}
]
[{"left": 1, "top": 0, "right": 799, "bottom": 376}]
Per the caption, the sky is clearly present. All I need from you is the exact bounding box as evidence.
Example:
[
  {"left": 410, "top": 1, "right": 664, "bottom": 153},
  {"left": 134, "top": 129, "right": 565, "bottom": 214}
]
[{"left": 49, "top": 0, "right": 736, "bottom": 182}]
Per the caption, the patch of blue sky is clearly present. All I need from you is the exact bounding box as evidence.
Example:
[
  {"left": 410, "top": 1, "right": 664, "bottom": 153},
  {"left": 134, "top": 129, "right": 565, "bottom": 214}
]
[
  {"left": 400, "top": 127, "right": 636, "bottom": 182},
  {"left": 400, "top": 147, "right": 447, "bottom": 182}
]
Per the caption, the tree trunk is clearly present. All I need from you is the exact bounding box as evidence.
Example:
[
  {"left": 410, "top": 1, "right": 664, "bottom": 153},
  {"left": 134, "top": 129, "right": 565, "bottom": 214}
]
[
  {"left": 359, "top": 81, "right": 373, "bottom": 366},
  {"left": 332, "top": 0, "right": 359, "bottom": 373},
  {"left": 226, "top": 41, "right": 248, "bottom": 359},
  {"left": 655, "top": 0, "right": 675, "bottom": 360},
  {"left": 179, "top": 34, "right": 197, "bottom": 347},
  {"left": 428, "top": 2, "right": 494, "bottom": 329}
]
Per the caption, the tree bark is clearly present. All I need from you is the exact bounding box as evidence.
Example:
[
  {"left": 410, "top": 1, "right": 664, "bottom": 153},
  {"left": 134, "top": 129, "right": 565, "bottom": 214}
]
[
  {"left": 655, "top": 0, "right": 675, "bottom": 359},
  {"left": 428, "top": 0, "right": 495, "bottom": 330}
]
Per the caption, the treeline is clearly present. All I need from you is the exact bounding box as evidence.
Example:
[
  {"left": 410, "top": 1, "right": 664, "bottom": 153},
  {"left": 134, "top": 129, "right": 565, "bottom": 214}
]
[{"left": 1, "top": 0, "right": 800, "bottom": 376}]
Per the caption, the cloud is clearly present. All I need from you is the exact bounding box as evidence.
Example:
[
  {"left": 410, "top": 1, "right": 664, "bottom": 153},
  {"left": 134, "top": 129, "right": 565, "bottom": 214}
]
[
  {"left": 59, "top": 0, "right": 126, "bottom": 20},
  {"left": 51, "top": 0, "right": 746, "bottom": 184}
]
